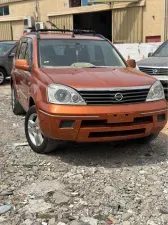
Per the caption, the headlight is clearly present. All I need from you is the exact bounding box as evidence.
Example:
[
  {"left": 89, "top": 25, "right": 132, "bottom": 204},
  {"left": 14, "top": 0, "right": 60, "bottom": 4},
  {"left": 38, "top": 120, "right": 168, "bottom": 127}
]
[
  {"left": 47, "top": 84, "right": 86, "bottom": 105},
  {"left": 146, "top": 81, "right": 165, "bottom": 102}
]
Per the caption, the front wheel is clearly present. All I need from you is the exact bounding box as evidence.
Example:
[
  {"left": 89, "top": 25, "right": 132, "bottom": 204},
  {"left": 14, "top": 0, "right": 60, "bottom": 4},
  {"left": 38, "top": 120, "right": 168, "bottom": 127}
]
[{"left": 25, "top": 105, "right": 63, "bottom": 154}]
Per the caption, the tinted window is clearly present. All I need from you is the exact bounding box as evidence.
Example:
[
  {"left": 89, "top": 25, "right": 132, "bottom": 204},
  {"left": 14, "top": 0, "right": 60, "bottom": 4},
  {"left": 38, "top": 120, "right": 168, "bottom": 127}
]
[
  {"left": 16, "top": 40, "right": 21, "bottom": 59},
  {"left": 4, "top": 6, "right": 9, "bottom": 15},
  {"left": 0, "top": 7, "right": 3, "bottom": 16},
  {"left": 0, "top": 43, "right": 14, "bottom": 56},
  {"left": 152, "top": 41, "right": 168, "bottom": 57},
  {"left": 16, "top": 39, "right": 32, "bottom": 64},
  {"left": 25, "top": 39, "right": 32, "bottom": 64},
  {"left": 19, "top": 42, "right": 27, "bottom": 59},
  {"left": 39, "top": 39, "right": 125, "bottom": 68},
  {"left": 11, "top": 46, "right": 17, "bottom": 54},
  {"left": 0, "top": 6, "right": 9, "bottom": 16}
]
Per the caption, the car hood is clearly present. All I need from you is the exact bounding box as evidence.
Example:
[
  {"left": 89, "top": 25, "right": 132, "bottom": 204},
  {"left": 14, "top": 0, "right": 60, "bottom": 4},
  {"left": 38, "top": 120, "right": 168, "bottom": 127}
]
[
  {"left": 41, "top": 67, "right": 156, "bottom": 89},
  {"left": 137, "top": 57, "right": 168, "bottom": 67}
]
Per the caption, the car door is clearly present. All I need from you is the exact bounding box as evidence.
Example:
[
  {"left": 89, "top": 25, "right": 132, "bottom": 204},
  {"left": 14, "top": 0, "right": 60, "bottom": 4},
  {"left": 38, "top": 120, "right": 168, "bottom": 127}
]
[
  {"left": 13, "top": 39, "right": 22, "bottom": 98},
  {"left": 14, "top": 39, "right": 28, "bottom": 106},
  {"left": 19, "top": 38, "right": 33, "bottom": 109},
  {"left": 7, "top": 45, "right": 17, "bottom": 74}
]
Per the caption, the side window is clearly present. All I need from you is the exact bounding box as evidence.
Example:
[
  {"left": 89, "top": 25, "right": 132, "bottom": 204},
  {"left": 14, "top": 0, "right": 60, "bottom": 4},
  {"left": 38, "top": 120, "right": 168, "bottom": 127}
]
[
  {"left": 11, "top": 46, "right": 17, "bottom": 54},
  {"left": 25, "top": 39, "right": 32, "bottom": 64},
  {"left": 19, "top": 42, "right": 27, "bottom": 59},
  {"left": 15, "top": 38, "right": 32, "bottom": 64},
  {"left": 15, "top": 40, "right": 22, "bottom": 59}
]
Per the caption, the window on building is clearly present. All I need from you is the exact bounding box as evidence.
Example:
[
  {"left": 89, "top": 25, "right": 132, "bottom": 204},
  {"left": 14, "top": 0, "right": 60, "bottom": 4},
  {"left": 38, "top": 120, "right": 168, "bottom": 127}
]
[
  {"left": 0, "top": 6, "right": 9, "bottom": 16},
  {"left": 69, "top": 0, "right": 81, "bottom": 7}
]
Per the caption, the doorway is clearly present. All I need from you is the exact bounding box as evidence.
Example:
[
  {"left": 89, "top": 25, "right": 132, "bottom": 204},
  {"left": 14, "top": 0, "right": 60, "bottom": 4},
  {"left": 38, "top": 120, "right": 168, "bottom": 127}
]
[{"left": 73, "top": 10, "right": 112, "bottom": 41}]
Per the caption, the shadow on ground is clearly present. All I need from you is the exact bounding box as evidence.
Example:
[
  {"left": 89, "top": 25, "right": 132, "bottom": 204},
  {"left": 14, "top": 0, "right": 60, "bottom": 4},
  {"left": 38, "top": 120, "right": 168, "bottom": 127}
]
[{"left": 50, "top": 131, "right": 168, "bottom": 168}]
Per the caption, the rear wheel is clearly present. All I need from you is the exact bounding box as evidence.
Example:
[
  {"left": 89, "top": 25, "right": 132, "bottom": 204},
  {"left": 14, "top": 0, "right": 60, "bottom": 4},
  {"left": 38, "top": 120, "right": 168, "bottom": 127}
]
[
  {"left": 0, "top": 69, "right": 6, "bottom": 85},
  {"left": 25, "top": 105, "right": 63, "bottom": 154},
  {"left": 134, "top": 133, "right": 159, "bottom": 144},
  {"left": 11, "top": 85, "right": 25, "bottom": 115}
]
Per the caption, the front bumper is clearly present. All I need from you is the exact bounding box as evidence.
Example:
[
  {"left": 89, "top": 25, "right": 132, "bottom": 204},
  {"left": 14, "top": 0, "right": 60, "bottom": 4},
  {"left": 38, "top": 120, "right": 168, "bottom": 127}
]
[{"left": 37, "top": 100, "right": 168, "bottom": 142}]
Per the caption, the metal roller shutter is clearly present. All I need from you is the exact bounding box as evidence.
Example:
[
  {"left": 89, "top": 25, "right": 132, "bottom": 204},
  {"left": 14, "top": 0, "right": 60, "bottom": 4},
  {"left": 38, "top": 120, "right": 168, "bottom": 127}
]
[
  {"left": 0, "top": 22, "right": 12, "bottom": 40},
  {"left": 49, "top": 14, "right": 73, "bottom": 30},
  {"left": 112, "top": 6, "right": 143, "bottom": 43}
]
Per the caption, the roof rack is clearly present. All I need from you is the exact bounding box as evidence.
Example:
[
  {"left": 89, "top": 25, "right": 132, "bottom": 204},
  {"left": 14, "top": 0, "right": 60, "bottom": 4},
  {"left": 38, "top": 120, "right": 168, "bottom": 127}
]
[{"left": 27, "top": 28, "right": 106, "bottom": 40}]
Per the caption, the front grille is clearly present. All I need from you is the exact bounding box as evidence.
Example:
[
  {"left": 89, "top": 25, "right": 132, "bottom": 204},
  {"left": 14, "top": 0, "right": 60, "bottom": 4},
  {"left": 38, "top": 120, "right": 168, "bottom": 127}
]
[
  {"left": 78, "top": 87, "right": 150, "bottom": 105},
  {"left": 160, "top": 80, "right": 168, "bottom": 99},
  {"left": 81, "top": 116, "right": 153, "bottom": 128},
  {"left": 89, "top": 128, "right": 146, "bottom": 138},
  {"left": 139, "top": 67, "right": 168, "bottom": 76}
]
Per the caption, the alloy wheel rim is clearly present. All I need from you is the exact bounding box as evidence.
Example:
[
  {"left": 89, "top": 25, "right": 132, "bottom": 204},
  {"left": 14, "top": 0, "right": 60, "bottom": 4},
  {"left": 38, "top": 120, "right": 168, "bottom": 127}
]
[
  {"left": 28, "top": 113, "right": 44, "bottom": 147},
  {"left": 0, "top": 72, "right": 4, "bottom": 84}
]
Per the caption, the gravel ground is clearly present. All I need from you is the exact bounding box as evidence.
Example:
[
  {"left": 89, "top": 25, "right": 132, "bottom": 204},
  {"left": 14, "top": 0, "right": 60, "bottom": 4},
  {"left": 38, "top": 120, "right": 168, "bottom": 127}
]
[{"left": 0, "top": 83, "right": 168, "bottom": 225}]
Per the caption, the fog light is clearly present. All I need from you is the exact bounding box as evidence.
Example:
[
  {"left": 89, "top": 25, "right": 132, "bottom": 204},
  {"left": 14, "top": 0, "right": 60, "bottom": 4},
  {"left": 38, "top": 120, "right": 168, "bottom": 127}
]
[
  {"left": 59, "top": 120, "right": 75, "bottom": 128},
  {"left": 157, "top": 114, "right": 166, "bottom": 122}
]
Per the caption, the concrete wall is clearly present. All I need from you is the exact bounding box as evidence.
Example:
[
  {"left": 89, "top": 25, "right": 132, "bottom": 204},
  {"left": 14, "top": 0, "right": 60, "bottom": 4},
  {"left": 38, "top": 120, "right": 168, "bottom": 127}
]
[
  {"left": 0, "top": 0, "right": 68, "bottom": 39},
  {"left": 38, "top": 0, "right": 69, "bottom": 22},
  {"left": 112, "top": 6, "right": 143, "bottom": 43},
  {"left": 0, "top": 0, "right": 68, "bottom": 22},
  {"left": 11, "top": 20, "right": 23, "bottom": 40},
  {"left": 142, "top": 0, "right": 164, "bottom": 42},
  {"left": 114, "top": 42, "right": 162, "bottom": 62}
]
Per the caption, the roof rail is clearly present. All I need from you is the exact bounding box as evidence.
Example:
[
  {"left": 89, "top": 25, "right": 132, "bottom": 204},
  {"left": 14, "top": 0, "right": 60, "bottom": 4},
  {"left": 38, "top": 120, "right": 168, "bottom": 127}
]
[
  {"left": 83, "top": 33, "right": 106, "bottom": 40},
  {"left": 27, "top": 28, "right": 106, "bottom": 39},
  {"left": 30, "top": 28, "right": 95, "bottom": 34}
]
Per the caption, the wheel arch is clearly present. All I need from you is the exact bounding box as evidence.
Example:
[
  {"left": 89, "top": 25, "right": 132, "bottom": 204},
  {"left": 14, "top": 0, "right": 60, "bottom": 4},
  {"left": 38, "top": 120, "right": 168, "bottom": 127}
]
[
  {"left": 29, "top": 96, "right": 35, "bottom": 108},
  {"left": 10, "top": 76, "right": 13, "bottom": 87},
  {"left": 0, "top": 66, "right": 7, "bottom": 76}
]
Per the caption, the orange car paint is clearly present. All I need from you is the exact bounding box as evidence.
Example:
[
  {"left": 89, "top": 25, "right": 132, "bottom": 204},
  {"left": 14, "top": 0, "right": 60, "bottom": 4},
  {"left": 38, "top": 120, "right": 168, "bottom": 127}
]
[{"left": 11, "top": 33, "right": 168, "bottom": 143}]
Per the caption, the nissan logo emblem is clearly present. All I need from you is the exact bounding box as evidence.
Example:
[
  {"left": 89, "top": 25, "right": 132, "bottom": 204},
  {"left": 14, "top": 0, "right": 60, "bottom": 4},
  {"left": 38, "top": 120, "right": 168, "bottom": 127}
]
[
  {"left": 114, "top": 93, "right": 123, "bottom": 102},
  {"left": 152, "top": 69, "right": 158, "bottom": 74}
]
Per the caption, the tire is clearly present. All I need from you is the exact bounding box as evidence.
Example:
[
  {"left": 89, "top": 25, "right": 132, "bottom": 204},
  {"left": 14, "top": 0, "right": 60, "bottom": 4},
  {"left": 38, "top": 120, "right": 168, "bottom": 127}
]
[
  {"left": 11, "top": 85, "right": 25, "bottom": 115},
  {"left": 25, "top": 105, "right": 63, "bottom": 154},
  {"left": 134, "top": 133, "right": 159, "bottom": 144},
  {"left": 0, "top": 68, "right": 6, "bottom": 85}
]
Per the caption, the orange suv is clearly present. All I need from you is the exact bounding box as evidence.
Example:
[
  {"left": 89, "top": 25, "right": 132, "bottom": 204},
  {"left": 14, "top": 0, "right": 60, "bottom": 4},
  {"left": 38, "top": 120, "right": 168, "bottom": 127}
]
[{"left": 11, "top": 29, "right": 167, "bottom": 154}]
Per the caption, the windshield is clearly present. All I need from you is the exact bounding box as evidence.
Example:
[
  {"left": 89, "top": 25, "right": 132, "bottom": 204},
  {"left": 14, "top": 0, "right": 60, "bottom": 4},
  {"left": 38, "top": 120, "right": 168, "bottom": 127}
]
[
  {"left": 152, "top": 41, "right": 168, "bottom": 57},
  {"left": 39, "top": 39, "right": 126, "bottom": 68},
  {"left": 0, "top": 43, "right": 14, "bottom": 56}
]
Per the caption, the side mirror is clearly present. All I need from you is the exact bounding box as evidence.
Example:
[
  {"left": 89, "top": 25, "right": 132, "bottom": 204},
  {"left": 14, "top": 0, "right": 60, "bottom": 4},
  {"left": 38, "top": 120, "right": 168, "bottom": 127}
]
[
  {"left": 15, "top": 59, "right": 30, "bottom": 71},
  {"left": 126, "top": 59, "right": 136, "bottom": 68},
  {"left": 148, "top": 52, "right": 153, "bottom": 57},
  {"left": 9, "top": 52, "right": 15, "bottom": 58}
]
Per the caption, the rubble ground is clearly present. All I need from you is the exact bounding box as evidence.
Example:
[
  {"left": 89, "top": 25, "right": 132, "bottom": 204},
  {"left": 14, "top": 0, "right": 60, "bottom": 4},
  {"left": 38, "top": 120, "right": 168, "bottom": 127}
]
[{"left": 0, "top": 83, "right": 168, "bottom": 225}]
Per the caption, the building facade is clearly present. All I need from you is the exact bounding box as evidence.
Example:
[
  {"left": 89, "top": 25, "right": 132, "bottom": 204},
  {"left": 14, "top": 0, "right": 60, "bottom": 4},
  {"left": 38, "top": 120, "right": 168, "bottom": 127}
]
[{"left": 0, "top": 0, "right": 167, "bottom": 43}]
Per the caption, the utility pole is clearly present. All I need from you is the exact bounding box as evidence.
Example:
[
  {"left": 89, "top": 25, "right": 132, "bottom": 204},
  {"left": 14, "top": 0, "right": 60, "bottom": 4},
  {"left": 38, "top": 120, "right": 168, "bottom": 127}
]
[
  {"left": 35, "top": 0, "right": 39, "bottom": 22},
  {"left": 164, "top": 0, "right": 168, "bottom": 41}
]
